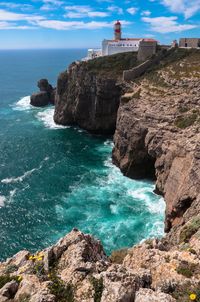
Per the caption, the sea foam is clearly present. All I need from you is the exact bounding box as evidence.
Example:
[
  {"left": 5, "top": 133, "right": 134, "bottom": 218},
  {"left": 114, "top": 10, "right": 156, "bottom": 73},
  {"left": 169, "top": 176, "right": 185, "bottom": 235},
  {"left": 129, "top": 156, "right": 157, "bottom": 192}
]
[
  {"left": 0, "top": 195, "right": 6, "bottom": 207},
  {"left": 1, "top": 158, "right": 48, "bottom": 184},
  {"left": 36, "top": 109, "right": 68, "bottom": 130},
  {"left": 13, "top": 96, "right": 33, "bottom": 111}
]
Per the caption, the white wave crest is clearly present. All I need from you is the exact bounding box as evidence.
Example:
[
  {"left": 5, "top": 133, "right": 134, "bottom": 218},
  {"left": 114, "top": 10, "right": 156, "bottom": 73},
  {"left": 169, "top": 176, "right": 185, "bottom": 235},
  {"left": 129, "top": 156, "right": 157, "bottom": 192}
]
[
  {"left": 13, "top": 96, "right": 33, "bottom": 111},
  {"left": 1, "top": 158, "right": 48, "bottom": 184},
  {"left": 36, "top": 109, "right": 69, "bottom": 129},
  {"left": 1, "top": 168, "right": 37, "bottom": 184},
  {"left": 0, "top": 195, "right": 6, "bottom": 207}
]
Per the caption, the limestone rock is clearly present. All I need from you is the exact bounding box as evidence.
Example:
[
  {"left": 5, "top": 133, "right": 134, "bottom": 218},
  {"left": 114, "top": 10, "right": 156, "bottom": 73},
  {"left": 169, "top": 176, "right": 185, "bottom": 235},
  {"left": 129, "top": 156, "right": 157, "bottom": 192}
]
[
  {"left": 135, "top": 288, "right": 176, "bottom": 302},
  {"left": 54, "top": 62, "right": 122, "bottom": 134},
  {"left": 112, "top": 50, "right": 200, "bottom": 241},
  {"left": 0, "top": 280, "right": 18, "bottom": 301},
  {"left": 30, "top": 79, "right": 55, "bottom": 107},
  {"left": 100, "top": 264, "right": 151, "bottom": 302}
]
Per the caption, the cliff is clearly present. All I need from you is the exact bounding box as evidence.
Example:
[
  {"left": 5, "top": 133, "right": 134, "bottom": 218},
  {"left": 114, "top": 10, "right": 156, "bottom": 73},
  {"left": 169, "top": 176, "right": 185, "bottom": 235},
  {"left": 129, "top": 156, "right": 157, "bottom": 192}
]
[
  {"left": 1, "top": 228, "right": 200, "bottom": 301},
  {"left": 54, "top": 52, "right": 139, "bottom": 134},
  {"left": 1, "top": 49, "right": 200, "bottom": 301},
  {"left": 112, "top": 48, "right": 200, "bottom": 242}
]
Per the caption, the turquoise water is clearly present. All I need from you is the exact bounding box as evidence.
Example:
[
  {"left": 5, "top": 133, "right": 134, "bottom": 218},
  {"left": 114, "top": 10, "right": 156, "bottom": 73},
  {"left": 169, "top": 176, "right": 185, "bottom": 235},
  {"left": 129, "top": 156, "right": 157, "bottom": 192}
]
[{"left": 0, "top": 50, "right": 165, "bottom": 261}]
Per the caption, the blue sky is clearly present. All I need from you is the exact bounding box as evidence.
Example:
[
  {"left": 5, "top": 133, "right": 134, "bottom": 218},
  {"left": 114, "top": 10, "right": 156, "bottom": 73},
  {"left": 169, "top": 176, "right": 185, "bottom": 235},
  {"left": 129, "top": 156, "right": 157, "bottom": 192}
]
[{"left": 0, "top": 0, "right": 199, "bottom": 49}]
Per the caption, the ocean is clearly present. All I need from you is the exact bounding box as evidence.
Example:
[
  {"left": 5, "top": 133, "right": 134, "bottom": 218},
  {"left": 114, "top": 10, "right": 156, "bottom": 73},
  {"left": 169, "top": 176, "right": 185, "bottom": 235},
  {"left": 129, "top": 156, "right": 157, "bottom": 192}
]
[{"left": 0, "top": 49, "right": 165, "bottom": 261}]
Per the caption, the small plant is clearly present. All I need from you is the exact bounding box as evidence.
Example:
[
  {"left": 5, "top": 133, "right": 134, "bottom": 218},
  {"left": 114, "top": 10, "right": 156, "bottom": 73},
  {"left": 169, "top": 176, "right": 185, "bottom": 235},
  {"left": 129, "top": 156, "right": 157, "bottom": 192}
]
[
  {"left": 0, "top": 274, "right": 22, "bottom": 289},
  {"left": 172, "top": 281, "right": 200, "bottom": 302},
  {"left": 110, "top": 248, "right": 128, "bottom": 264},
  {"left": 48, "top": 271, "right": 74, "bottom": 302},
  {"left": 180, "top": 216, "right": 200, "bottom": 243},
  {"left": 90, "top": 276, "right": 104, "bottom": 302},
  {"left": 4, "top": 264, "right": 18, "bottom": 274},
  {"left": 132, "top": 88, "right": 141, "bottom": 99},
  {"left": 176, "top": 261, "right": 196, "bottom": 278},
  {"left": 175, "top": 113, "right": 198, "bottom": 129}
]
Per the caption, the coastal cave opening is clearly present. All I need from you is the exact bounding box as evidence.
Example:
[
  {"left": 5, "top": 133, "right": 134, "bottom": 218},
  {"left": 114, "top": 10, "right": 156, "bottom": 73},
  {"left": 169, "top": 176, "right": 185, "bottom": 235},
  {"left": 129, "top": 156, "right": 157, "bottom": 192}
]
[{"left": 125, "top": 152, "right": 156, "bottom": 181}]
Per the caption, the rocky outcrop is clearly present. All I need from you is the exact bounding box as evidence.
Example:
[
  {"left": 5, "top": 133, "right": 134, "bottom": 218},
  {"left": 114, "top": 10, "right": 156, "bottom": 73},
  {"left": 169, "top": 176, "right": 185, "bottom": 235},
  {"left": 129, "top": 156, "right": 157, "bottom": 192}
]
[
  {"left": 112, "top": 49, "right": 200, "bottom": 241},
  {"left": 54, "top": 62, "right": 122, "bottom": 134},
  {"left": 31, "top": 79, "right": 55, "bottom": 107},
  {"left": 1, "top": 229, "right": 200, "bottom": 301}
]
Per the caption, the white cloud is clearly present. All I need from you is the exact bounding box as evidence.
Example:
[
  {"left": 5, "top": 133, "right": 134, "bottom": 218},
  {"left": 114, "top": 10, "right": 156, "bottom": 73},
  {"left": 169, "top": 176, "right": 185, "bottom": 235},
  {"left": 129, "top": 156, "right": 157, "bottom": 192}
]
[
  {"left": 142, "top": 16, "right": 198, "bottom": 33},
  {"left": 141, "top": 10, "right": 151, "bottom": 16},
  {"left": 107, "top": 5, "right": 123, "bottom": 14},
  {"left": 0, "top": 9, "right": 43, "bottom": 22},
  {"left": 35, "top": 19, "right": 131, "bottom": 30},
  {"left": 161, "top": 0, "right": 200, "bottom": 19},
  {"left": 127, "top": 7, "right": 138, "bottom": 15},
  {"left": 64, "top": 5, "right": 109, "bottom": 18},
  {"left": 40, "top": 0, "right": 64, "bottom": 11},
  {"left": 0, "top": 21, "right": 36, "bottom": 29},
  {"left": 0, "top": 2, "right": 33, "bottom": 10}
]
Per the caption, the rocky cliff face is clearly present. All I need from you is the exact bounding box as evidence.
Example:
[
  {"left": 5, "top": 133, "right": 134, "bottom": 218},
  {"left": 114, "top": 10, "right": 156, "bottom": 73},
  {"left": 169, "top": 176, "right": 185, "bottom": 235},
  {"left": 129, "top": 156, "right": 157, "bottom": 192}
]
[
  {"left": 1, "top": 228, "right": 200, "bottom": 301},
  {"left": 54, "top": 52, "right": 139, "bottom": 134},
  {"left": 112, "top": 49, "right": 200, "bottom": 241},
  {"left": 54, "top": 62, "right": 122, "bottom": 134}
]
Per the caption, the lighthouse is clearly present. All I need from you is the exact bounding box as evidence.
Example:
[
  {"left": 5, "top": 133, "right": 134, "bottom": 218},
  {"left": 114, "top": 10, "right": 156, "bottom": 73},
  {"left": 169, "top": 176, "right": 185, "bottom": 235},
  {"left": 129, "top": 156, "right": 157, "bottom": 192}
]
[{"left": 114, "top": 20, "right": 121, "bottom": 40}]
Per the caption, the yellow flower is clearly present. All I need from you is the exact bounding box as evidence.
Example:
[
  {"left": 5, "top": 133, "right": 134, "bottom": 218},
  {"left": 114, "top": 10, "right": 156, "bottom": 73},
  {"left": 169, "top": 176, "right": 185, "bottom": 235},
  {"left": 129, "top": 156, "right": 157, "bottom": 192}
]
[
  {"left": 47, "top": 274, "right": 51, "bottom": 278},
  {"left": 18, "top": 275, "right": 23, "bottom": 282},
  {"left": 190, "top": 293, "right": 197, "bottom": 301},
  {"left": 37, "top": 257, "right": 43, "bottom": 261}
]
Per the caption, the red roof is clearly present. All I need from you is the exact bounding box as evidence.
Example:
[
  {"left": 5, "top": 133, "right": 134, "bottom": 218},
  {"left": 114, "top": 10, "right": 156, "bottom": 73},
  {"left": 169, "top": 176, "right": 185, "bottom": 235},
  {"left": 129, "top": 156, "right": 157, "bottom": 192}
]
[{"left": 115, "top": 20, "right": 121, "bottom": 25}]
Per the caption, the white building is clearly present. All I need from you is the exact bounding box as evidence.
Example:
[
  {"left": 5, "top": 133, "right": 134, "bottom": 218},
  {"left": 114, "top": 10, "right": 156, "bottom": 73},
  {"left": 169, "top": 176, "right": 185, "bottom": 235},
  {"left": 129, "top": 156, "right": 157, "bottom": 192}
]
[
  {"left": 102, "top": 38, "right": 141, "bottom": 56},
  {"left": 102, "top": 21, "right": 157, "bottom": 56}
]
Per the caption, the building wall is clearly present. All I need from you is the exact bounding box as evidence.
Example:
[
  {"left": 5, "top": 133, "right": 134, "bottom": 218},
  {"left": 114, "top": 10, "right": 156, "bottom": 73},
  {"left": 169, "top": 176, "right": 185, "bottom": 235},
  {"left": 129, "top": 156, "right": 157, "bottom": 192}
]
[
  {"left": 137, "top": 40, "right": 157, "bottom": 61},
  {"left": 179, "top": 38, "right": 200, "bottom": 48},
  {"left": 102, "top": 39, "right": 139, "bottom": 56}
]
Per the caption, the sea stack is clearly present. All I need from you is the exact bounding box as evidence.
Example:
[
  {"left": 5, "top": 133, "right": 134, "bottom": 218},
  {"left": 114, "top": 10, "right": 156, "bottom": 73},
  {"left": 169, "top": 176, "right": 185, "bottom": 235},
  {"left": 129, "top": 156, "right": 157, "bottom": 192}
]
[{"left": 30, "top": 79, "right": 56, "bottom": 107}]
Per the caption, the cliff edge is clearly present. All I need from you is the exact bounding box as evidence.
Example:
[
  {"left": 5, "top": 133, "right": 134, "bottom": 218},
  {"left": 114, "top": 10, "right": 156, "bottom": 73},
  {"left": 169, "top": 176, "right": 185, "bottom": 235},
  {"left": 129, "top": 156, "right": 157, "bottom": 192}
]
[
  {"left": 112, "top": 49, "right": 200, "bottom": 243},
  {"left": 54, "top": 52, "right": 139, "bottom": 134}
]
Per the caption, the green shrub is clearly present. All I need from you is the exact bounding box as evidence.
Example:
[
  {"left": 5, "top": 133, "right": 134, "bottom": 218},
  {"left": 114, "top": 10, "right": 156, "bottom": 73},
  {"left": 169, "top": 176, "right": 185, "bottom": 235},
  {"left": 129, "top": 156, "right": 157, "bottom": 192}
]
[
  {"left": 90, "top": 276, "right": 104, "bottom": 302},
  {"left": 0, "top": 274, "right": 21, "bottom": 289},
  {"left": 48, "top": 271, "right": 74, "bottom": 302},
  {"left": 110, "top": 248, "right": 128, "bottom": 264},
  {"left": 176, "top": 261, "right": 196, "bottom": 278},
  {"left": 175, "top": 113, "right": 198, "bottom": 129},
  {"left": 180, "top": 216, "right": 200, "bottom": 243}
]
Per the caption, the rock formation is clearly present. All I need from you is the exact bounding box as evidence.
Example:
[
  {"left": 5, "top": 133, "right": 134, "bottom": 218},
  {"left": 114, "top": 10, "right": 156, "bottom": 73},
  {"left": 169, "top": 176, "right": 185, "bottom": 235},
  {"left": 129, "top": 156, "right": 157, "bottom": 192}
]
[
  {"left": 54, "top": 62, "right": 122, "bottom": 134},
  {"left": 1, "top": 49, "right": 200, "bottom": 301},
  {"left": 112, "top": 49, "right": 200, "bottom": 242},
  {"left": 31, "top": 79, "right": 55, "bottom": 107},
  {"left": 54, "top": 52, "right": 140, "bottom": 134},
  {"left": 1, "top": 228, "right": 200, "bottom": 301}
]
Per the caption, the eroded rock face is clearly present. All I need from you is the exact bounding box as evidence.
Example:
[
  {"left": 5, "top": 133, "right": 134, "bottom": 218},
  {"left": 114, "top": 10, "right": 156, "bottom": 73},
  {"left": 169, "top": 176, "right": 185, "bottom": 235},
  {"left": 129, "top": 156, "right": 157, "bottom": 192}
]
[
  {"left": 54, "top": 62, "right": 122, "bottom": 134},
  {"left": 112, "top": 50, "right": 200, "bottom": 239},
  {"left": 1, "top": 229, "right": 200, "bottom": 301},
  {"left": 31, "top": 79, "right": 55, "bottom": 107}
]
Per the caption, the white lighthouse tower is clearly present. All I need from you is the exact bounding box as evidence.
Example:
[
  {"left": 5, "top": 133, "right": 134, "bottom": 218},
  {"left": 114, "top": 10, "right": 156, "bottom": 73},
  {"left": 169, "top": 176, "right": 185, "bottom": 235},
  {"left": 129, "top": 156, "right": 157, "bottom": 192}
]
[{"left": 114, "top": 20, "right": 121, "bottom": 40}]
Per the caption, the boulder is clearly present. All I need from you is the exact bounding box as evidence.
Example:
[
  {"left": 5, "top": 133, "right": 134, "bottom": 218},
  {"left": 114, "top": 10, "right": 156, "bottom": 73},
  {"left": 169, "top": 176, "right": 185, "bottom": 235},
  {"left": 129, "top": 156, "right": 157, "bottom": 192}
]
[
  {"left": 135, "top": 288, "right": 176, "bottom": 302},
  {"left": 0, "top": 280, "right": 19, "bottom": 300},
  {"left": 30, "top": 79, "right": 55, "bottom": 107},
  {"left": 30, "top": 91, "right": 50, "bottom": 107}
]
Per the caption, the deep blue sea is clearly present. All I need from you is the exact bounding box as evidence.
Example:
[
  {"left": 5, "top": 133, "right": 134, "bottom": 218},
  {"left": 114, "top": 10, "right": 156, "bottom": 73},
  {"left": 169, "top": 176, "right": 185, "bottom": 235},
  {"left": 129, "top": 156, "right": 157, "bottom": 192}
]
[{"left": 0, "top": 49, "right": 165, "bottom": 261}]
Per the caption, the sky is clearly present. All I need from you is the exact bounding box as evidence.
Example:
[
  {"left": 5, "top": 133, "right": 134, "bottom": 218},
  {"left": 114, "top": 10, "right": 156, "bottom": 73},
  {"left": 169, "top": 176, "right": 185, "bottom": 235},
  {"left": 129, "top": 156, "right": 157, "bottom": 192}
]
[{"left": 0, "top": 0, "right": 199, "bottom": 49}]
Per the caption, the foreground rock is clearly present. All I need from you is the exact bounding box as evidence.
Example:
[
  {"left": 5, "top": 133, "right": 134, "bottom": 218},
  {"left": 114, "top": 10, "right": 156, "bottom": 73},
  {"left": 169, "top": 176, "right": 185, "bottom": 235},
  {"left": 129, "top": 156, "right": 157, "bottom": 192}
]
[
  {"left": 112, "top": 49, "right": 200, "bottom": 241},
  {"left": 1, "top": 229, "right": 200, "bottom": 301},
  {"left": 31, "top": 79, "right": 55, "bottom": 107}
]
